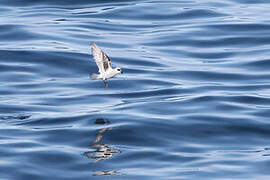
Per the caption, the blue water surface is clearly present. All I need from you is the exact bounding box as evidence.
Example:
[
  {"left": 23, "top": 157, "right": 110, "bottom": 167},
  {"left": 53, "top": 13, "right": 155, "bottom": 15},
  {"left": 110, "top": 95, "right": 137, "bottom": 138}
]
[{"left": 1, "top": 0, "right": 270, "bottom": 179}]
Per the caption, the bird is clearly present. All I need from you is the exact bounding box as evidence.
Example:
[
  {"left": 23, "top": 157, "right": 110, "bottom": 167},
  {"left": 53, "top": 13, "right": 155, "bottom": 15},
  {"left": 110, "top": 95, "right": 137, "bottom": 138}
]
[{"left": 90, "top": 42, "right": 122, "bottom": 88}]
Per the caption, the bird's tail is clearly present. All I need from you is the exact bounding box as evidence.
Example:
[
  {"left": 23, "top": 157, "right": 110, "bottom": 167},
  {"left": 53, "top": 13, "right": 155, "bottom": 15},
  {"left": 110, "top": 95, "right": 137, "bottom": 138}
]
[{"left": 90, "top": 73, "right": 99, "bottom": 80}]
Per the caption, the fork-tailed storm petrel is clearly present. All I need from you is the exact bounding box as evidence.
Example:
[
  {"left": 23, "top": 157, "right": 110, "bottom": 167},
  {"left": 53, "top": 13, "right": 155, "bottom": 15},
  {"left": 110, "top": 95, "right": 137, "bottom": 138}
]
[{"left": 90, "top": 42, "right": 122, "bottom": 88}]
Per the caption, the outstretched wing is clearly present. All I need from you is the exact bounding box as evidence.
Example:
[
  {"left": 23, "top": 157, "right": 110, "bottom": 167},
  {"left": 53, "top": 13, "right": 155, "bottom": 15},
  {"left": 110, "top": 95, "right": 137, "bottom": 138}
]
[{"left": 91, "top": 42, "right": 112, "bottom": 74}]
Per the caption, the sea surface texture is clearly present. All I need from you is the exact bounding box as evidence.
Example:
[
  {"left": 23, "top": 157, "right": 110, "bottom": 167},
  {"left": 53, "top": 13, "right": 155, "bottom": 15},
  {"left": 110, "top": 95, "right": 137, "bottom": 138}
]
[{"left": 1, "top": 0, "right": 270, "bottom": 179}]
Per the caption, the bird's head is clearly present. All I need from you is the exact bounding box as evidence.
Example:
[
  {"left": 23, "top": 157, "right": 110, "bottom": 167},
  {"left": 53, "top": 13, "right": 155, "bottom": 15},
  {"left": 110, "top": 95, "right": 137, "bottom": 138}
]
[{"left": 115, "top": 68, "right": 123, "bottom": 74}]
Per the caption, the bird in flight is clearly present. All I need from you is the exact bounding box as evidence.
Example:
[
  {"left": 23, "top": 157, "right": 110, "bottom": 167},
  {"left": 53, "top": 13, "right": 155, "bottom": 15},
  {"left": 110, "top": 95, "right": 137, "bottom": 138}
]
[{"left": 90, "top": 42, "right": 122, "bottom": 88}]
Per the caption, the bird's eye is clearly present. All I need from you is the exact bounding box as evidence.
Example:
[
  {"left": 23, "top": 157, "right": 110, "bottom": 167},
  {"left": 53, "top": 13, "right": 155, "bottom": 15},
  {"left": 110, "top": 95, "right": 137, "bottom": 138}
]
[{"left": 117, "top": 69, "right": 121, "bottom": 71}]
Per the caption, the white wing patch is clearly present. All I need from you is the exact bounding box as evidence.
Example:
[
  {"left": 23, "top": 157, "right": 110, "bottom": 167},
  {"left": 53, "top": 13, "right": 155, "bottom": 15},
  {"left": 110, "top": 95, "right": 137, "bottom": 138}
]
[{"left": 91, "top": 43, "right": 112, "bottom": 74}]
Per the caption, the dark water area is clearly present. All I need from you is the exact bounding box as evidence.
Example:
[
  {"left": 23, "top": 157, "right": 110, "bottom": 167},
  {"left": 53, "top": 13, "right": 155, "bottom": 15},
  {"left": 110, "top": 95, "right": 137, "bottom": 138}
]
[{"left": 1, "top": 0, "right": 270, "bottom": 179}]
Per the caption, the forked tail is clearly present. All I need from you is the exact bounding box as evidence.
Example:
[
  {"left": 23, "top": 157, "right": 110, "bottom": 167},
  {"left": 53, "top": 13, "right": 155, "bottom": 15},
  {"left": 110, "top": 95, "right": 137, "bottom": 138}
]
[{"left": 90, "top": 73, "right": 99, "bottom": 80}]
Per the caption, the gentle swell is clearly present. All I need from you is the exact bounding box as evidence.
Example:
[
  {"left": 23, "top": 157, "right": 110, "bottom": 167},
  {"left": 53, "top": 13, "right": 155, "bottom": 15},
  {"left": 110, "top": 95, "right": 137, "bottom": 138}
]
[{"left": 1, "top": 0, "right": 270, "bottom": 179}]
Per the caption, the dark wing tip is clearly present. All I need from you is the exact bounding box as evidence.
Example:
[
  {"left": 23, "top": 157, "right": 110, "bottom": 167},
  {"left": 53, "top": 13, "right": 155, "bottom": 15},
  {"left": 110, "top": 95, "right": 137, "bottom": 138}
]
[
  {"left": 91, "top": 42, "right": 99, "bottom": 55},
  {"left": 90, "top": 42, "right": 96, "bottom": 47}
]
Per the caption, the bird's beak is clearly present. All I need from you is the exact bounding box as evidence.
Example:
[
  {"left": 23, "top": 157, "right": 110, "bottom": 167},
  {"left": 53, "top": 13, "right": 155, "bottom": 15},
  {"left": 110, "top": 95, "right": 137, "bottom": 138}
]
[{"left": 121, "top": 69, "right": 123, "bottom": 74}]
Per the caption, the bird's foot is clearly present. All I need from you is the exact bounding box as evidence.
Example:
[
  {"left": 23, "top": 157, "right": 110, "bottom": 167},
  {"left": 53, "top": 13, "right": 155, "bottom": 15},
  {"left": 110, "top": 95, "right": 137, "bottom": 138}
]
[{"left": 103, "top": 80, "right": 108, "bottom": 88}]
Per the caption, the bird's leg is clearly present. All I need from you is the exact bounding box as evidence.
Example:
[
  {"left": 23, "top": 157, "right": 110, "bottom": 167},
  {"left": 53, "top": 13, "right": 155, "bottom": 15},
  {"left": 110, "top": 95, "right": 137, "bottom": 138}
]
[{"left": 103, "top": 80, "right": 108, "bottom": 88}]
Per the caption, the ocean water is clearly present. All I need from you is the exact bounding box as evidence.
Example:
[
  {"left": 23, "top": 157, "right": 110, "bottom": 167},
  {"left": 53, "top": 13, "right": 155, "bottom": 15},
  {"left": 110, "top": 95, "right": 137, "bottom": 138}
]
[{"left": 1, "top": 0, "right": 270, "bottom": 179}]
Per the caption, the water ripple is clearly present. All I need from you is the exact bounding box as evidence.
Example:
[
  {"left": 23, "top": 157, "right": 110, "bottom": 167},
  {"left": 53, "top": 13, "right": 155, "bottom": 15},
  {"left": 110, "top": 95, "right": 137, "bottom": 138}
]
[{"left": 1, "top": 0, "right": 270, "bottom": 179}]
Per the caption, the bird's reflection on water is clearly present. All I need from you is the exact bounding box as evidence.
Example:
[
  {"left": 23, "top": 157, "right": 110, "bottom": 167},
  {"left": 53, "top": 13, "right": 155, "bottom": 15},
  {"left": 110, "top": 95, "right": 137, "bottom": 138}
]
[
  {"left": 93, "top": 170, "right": 119, "bottom": 176},
  {"left": 84, "top": 118, "right": 120, "bottom": 176}
]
